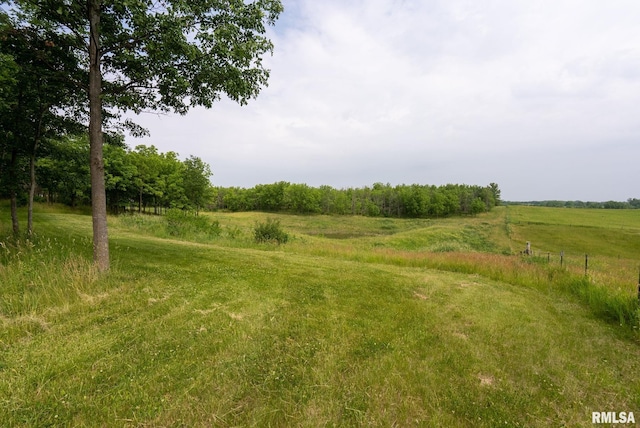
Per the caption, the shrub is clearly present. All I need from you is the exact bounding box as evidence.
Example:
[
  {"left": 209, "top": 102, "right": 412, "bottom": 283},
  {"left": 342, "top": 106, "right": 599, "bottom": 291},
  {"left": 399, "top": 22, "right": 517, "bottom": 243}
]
[
  {"left": 165, "top": 209, "right": 221, "bottom": 239},
  {"left": 254, "top": 218, "right": 288, "bottom": 244}
]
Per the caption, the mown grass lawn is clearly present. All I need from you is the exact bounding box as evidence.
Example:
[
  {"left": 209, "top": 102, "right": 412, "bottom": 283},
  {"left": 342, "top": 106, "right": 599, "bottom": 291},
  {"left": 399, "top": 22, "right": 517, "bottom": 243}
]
[{"left": 1, "top": 204, "right": 639, "bottom": 426}]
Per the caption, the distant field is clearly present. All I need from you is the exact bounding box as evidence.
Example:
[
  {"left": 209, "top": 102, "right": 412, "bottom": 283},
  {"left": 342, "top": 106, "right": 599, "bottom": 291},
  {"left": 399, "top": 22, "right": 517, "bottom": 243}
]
[
  {"left": 504, "top": 206, "right": 640, "bottom": 289},
  {"left": 507, "top": 205, "right": 640, "bottom": 254},
  {"left": 1, "top": 203, "right": 639, "bottom": 426},
  {"left": 507, "top": 205, "right": 640, "bottom": 230}
]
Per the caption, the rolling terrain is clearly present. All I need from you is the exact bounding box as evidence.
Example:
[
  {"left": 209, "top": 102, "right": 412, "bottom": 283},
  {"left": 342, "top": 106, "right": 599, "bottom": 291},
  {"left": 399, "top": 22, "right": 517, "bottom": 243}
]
[{"left": 1, "top": 204, "right": 639, "bottom": 426}]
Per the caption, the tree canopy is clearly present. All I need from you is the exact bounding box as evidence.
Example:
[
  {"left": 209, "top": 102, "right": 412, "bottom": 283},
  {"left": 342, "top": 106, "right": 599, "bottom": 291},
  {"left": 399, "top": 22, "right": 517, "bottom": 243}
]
[
  {"left": 35, "top": 139, "right": 214, "bottom": 214},
  {"left": 6, "top": 0, "right": 283, "bottom": 270},
  {"left": 0, "top": 10, "right": 84, "bottom": 235},
  {"left": 211, "top": 182, "right": 501, "bottom": 218}
]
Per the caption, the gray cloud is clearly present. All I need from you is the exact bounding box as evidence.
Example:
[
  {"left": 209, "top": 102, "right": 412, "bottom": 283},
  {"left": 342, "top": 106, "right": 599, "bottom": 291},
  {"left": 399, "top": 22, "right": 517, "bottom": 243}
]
[{"left": 130, "top": 0, "right": 640, "bottom": 201}]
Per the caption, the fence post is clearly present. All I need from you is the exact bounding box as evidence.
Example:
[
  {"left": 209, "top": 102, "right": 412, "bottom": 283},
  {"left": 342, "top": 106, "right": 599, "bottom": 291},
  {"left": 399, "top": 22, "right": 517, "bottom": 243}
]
[
  {"left": 560, "top": 251, "right": 564, "bottom": 267},
  {"left": 637, "top": 267, "right": 640, "bottom": 303},
  {"left": 585, "top": 254, "right": 588, "bottom": 276}
]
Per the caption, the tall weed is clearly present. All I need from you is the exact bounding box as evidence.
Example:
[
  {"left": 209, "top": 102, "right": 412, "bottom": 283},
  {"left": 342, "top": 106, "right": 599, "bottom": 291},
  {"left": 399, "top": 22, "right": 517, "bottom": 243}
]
[
  {"left": 298, "top": 243, "right": 640, "bottom": 329},
  {"left": 116, "top": 210, "right": 223, "bottom": 241},
  {"left": 165, "top": 208, "right": 222, "bottom": 239},
  {"left": 0, "top": 235, "right": 100, "bottom": 316}
]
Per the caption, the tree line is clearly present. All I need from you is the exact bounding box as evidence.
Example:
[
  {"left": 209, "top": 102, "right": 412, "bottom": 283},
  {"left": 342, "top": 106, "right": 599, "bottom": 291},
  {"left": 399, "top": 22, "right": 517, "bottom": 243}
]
[
  {"left": 505, "top": 199, "right": 640, "bottom": 209},
  {"left": 212, "top": 182, "right": 501, "bottom": 218},
  {"left": 4, "top": 130, "right": 500, "bottom": 219},
  {"left": 2, "top": 137, "right": 214, "bottom": 216}
]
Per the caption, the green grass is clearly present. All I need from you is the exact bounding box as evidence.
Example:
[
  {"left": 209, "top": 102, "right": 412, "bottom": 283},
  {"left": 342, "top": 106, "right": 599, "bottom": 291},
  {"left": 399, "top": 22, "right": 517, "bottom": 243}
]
[
  {"left": 1, "top": 204, "right": 639, "bottom": 426},
  {"left": 507, "top": 205, "right": 640, "bottom": 230},
  {"left": 507, "top": 205, "right": 640, "bottom": 257}
]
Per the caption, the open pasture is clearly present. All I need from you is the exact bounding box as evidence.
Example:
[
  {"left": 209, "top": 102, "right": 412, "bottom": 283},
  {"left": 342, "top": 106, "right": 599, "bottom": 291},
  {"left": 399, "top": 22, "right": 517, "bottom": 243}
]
[
  {"left": 507, "top": 205, "right": 640, "bottom": 258},
  {"left": 1, "top": 204, "right": 639, "bottom": 426}
]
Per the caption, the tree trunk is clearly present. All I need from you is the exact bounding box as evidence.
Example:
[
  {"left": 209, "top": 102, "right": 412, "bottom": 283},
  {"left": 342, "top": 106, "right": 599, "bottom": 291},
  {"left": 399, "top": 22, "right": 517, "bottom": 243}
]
[
  {"left": 27, "top": 120, "right": 42, "bottom": 237},
  {"left": 9, "top": 148, "right": 19, "bottom": 236},
  {"left": 10, "top": 193, "right": 19, "bottom": 235},
  {"left": 88, "top": 0, "right": 109, "bottom": 271},
  {"left": 27, "top": 145, "right": 36, "bottom": 236}
]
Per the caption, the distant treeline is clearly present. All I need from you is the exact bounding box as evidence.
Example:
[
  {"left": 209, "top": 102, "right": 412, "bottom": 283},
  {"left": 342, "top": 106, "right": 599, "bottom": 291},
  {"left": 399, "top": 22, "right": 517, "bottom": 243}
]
[
  {"left": 211, "top": 182, "right": 501, "bottom": 217},
  {"left": 505, "top": 199, "right": 640, "bottom": 209},
  {"left": 5, "top": 134, "right": 502, "bottom": 219}
]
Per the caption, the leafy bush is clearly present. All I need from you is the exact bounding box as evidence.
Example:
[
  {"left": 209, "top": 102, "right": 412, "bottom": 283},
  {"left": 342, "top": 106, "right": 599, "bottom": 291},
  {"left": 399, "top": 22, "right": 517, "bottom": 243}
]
[
  {"left": 254, "top": 218, "right": 288, "bottom": 244},
  {"left": 165, "top": 209, "right": 221, "bottom": 239}
]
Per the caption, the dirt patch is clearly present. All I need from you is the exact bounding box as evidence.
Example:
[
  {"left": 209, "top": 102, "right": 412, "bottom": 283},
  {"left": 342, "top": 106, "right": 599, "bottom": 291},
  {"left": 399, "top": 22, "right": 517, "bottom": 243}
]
[{"left": 478, "top": 374, "right": 495, "bottom": 386}]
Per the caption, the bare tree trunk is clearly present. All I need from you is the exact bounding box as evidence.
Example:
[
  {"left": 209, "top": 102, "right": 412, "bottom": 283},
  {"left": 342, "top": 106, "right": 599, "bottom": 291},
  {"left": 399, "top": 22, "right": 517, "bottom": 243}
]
[
  {"left": 27, "top": 115, "right": 42, "bottom": 237},
  {"left": 27, "top": 146, "right": 36, "bottom": 236},
  {"left": 10, "top": 194, "right": 19, "bottom": 235},
  {"left": 89, "top": 0, "right": 109, "bottom": 271},
  {"left": 9, "top": 148, "right": 19, "bottom": 236}
]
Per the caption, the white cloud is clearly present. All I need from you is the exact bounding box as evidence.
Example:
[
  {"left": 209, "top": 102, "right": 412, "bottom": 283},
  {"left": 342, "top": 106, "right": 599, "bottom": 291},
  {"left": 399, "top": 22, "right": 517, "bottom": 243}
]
[{"left": 130, "top": 0, "right": 640, "bottom": 200}]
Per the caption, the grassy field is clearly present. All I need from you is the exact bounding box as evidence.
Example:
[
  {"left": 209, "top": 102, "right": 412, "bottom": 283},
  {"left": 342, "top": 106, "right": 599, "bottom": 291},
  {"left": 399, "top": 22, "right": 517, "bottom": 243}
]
[{"left": 1, "top": 203, "right": 639, "bottom": 426}]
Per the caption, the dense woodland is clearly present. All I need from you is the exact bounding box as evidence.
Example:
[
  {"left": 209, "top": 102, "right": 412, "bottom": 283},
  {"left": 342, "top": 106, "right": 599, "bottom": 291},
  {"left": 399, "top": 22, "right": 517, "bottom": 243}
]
[
  {"left": 2, "top": 132, "right": 500, "bottom": 218},
  {"left": 212, "top": 182, "right": 501, "bottom": 217}
]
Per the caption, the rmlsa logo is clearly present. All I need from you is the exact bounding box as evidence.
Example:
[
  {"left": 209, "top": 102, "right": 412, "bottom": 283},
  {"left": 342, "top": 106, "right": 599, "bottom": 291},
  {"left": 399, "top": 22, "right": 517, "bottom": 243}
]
[{"left": 592, "top": 411, "right": 635, "bottom": 424}]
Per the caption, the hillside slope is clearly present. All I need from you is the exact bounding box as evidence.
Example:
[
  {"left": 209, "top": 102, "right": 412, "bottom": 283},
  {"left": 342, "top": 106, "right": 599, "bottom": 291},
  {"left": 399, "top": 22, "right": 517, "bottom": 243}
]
[{"left": 1, "top": 205, "right": 639, "bottom": 426}]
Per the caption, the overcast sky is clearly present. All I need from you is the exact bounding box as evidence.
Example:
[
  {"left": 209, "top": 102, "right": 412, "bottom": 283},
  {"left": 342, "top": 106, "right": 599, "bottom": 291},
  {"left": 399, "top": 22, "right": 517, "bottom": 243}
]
[{"left": 130, "top": 0, "right": 640, "bottom": 201}]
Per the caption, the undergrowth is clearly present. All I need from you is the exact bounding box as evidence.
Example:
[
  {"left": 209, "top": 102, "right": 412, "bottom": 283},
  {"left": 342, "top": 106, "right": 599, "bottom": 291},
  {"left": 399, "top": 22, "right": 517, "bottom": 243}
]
[
  {"left": 165, "top": 208, "right": 222, "bottom": 240},
  {"left": 117, "top": 210, "right": 223, "bottom": 241}
]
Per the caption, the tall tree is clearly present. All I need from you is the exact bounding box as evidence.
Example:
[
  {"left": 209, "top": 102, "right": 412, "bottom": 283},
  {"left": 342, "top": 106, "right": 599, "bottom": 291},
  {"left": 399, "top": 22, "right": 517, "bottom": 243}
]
[
  {"left": 130, "top": 145, "right": 162, "bottom": 213},
  {"left": 103, "top": 142, "right": 137, "bottom": 214},
  {"left": 182, "top": 155, "right": 213, "bottom": 214},
  {"left": 489, "top": 182, "right": 501, "bottom": 206},
  {"left": 155, "top": 150, "right": 186, "bottom": 213},
  {"left": 0, "top": 11, "right": 83, "bottom": 235},
  {"left": 11, "top": 0, "right": 283, "bottom": 270}
]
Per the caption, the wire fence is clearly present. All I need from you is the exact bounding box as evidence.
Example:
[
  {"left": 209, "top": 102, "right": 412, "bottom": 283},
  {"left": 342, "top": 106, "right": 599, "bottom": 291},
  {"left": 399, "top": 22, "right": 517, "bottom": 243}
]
[{"left": 520, "top": 243, "right": 640, "bottom": 303}]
